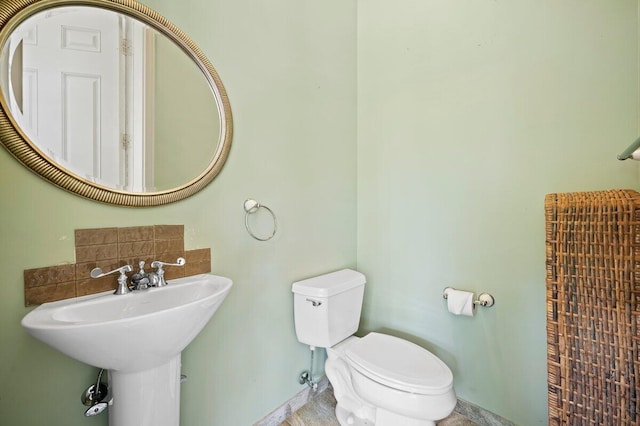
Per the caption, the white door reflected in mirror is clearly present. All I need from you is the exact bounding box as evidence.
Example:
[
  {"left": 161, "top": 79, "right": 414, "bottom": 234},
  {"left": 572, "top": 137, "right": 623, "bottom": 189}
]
[
  {"left": 8, "top": 8, "right": 122, "bottom": 188},
  {"left": 1, "top": 5, "right": 221, "bottom": 193}
]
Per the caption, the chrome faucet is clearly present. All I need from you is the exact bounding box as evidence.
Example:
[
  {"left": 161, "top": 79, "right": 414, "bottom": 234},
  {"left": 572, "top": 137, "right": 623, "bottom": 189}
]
[
  {"left": 150, "top": 257, "right": 186, "bottom": 287},
  {"left": 130, "top": 261, "right": 150, "bottom": 290},
  {"left": 90, "top": 265, "right": 133, "bottom": 295},
  {"left": 89, "top": 258, "right": 186, "bottom": 294}
]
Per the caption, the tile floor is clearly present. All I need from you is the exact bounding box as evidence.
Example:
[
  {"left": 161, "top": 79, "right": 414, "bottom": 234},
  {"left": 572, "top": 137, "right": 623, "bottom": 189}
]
[{"left": 280, "top": 387, "right": 478, "bottom": 426}]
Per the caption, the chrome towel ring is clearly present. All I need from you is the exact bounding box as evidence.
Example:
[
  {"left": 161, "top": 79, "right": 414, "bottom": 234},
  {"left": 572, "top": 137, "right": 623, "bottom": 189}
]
[{"left": 244, "top": 199, "right": 278, "bottom": 241}]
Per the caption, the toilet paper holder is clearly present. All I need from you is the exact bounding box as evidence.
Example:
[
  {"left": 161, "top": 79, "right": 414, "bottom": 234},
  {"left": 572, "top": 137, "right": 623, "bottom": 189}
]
[{"left": 442, "top": 287, "right": 495, "bottom": 307}]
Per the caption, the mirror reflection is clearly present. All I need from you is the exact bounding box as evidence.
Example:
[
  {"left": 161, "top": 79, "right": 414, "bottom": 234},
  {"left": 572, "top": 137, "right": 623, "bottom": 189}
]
[{"left": 0, "top": 6, "right": 221, "bottom": 193}]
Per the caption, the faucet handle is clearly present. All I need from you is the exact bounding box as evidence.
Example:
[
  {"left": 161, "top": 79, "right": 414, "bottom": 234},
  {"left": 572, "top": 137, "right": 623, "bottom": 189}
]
[
  {"left": 150, "top": 257, "right": 185, "bottom": 287},
  {"left": 150, "top": 257, "right": 186, "bottom": 269},
  {"left": 90, "top": 264, "right": 132, "bottom": 279},
  {"left": 90, "top": 265, "right": 133, "bottom": 295}
]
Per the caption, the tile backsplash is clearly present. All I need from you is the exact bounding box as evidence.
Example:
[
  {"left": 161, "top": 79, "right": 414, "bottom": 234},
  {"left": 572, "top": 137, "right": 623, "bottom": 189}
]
[{"left": 24, "top": 225, "right": 211, "bottom": 306}]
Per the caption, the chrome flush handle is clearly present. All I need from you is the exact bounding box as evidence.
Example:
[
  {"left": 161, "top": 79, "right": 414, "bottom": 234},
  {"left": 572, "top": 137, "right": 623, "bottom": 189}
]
[{"left": 306, "top": 298, "right": 322, "bottom": 307}]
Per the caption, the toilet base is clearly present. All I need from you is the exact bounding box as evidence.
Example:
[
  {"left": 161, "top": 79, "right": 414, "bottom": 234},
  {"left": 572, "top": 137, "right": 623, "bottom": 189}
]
[
  {"left": 335, "top": 403, "right": 374, "bottom": 426},
  {"left": 374, "top": 407, "right": 436, "bottom": 426},
  {"left": 335, "top": 403, "right": 437, "bottom": 426}
]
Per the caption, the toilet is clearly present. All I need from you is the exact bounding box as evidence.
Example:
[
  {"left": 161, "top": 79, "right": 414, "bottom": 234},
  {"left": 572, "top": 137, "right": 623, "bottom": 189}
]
[{"left": 292, "top": 269, "right": 456, "bottom": 426}]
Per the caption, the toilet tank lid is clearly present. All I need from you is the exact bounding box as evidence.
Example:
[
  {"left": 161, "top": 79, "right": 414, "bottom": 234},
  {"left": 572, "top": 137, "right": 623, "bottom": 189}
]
[{"left": 292, "top": 269, "right": 366, "bottom": 297}]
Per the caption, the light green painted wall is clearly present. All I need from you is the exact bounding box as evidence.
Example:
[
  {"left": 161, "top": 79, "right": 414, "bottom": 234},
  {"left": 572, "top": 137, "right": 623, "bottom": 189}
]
[
  {"left": 357, "top": 1, "right": 638, "bottom": 425},
  {"left": 0, "top": 0, "right": 356, "bottom": 425}
]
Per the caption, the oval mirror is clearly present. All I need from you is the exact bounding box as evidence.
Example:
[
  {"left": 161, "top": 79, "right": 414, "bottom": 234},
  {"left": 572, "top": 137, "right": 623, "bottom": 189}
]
[{"left": 0, "top": 0, "right": 232, "bottom": 206}]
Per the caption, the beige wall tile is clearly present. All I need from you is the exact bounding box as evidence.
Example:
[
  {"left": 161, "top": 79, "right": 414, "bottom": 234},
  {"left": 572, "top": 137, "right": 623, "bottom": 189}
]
[
  {"left": 118, "top": 241, "right": 154, "bottom": 259},
  {"left": 184, "top": 249, "right": 211, "bottom": 276},
  {"left": 163, "top": 267, "right": 187, "bottom": 280},
  {"left": 152, "top": 251, "right": 186, "bottom": 263},
  {"left": 185, "top": 248, "right": 211, "bottom": 263},
  {"left": 154, "top": 239, "right": 185, "bottom": 254},
  {"left": 75, "top": 228, "right": 118, "bottom": 247},
  {"left": 25, "top": 282, "right": 76, "bottom": 306},
  {"left": 185, "top": 260, "right": 211, "bottom": 276},
  {"left": 154, "top": 225, "right": 184, "bottom": 240},
  {"left": 24, "top": 264, "right": 75, "bottom": 288},
  {"left": 118, "top": 226, "right": 154, "bottom": 243},
  {"left": 75, "top": 244, "right": 118, "bottom": 263}
]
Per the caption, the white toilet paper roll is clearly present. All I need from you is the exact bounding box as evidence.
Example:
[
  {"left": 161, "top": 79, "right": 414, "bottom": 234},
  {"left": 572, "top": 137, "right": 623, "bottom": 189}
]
[{"left": 446, "top": 289, "right": 475, "bottom": 317}]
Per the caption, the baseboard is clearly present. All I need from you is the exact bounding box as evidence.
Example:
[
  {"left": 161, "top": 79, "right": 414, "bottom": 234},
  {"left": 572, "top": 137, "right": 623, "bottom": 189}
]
[
  {"left": 253, "top": 376, "right": 330, "bottom": 426},
  {"left": 255, "top": 376, "right": 516, "bottom": 426},
  {"left": 455, "top": 398, "right": 517, "bottom": 426}
]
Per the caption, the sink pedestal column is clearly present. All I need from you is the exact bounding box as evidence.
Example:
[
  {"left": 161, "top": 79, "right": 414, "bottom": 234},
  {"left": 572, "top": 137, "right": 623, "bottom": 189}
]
[{"left": 108, "top": 355, "right": 182, "bottom": 426}]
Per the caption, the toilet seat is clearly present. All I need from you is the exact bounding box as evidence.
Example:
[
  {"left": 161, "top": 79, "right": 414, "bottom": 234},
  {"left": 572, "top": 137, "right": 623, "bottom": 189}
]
[{"left": 345, "top": 332, "right": 453, "bottom": 395}]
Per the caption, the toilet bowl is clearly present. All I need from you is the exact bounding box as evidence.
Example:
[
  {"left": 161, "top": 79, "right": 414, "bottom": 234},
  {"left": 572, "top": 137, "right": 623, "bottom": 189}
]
[
  {"left": 326, "top": 333, "right": 456, "bottom": 426},
  {"left": 292, "top": 269, "right": 457, "bottom": 426}
]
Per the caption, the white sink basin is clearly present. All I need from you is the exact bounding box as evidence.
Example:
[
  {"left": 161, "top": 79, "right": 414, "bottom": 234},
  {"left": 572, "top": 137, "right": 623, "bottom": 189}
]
[{"left": 22, "top": 273, "right": 232, "bottom": 373}]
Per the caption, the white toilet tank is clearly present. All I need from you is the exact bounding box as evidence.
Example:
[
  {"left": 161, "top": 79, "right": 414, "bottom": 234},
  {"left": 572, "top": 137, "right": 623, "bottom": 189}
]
[{"left": 292, "top": 269, "right": 366, "bottom": 348}]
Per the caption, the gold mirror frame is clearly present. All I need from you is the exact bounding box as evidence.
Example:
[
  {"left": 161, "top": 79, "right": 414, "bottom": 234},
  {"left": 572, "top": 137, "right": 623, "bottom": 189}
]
[{"left": 0, "top": 0, "right": 232, "bottom": 207}]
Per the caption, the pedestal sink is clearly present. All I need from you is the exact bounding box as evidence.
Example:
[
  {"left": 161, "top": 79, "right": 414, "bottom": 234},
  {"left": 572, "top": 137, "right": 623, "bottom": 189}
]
[{"left": 21, "top": 273, "right": 232, "bottom": 426}]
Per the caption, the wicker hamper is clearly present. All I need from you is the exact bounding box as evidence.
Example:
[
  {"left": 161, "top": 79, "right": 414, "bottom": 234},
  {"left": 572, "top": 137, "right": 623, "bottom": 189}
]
[{"left": 545, "top": 190, "right": 640, "bottom": 425}]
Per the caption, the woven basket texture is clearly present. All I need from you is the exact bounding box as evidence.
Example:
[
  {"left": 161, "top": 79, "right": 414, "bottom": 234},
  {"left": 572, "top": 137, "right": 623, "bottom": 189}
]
[{"left": 545, "top": 189, "right": 640, "bottom": 425}]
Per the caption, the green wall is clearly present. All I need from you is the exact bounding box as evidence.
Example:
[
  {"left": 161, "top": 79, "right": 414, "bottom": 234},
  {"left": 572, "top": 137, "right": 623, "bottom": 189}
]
[
  {"left": 1, "top": 1, "right": 639, "bottom": 425},
  {"left": 0, "top": 0, "right": 357, "bottom": 424},
  {"left": 357, "top": 1, "right": 639, "bottom": 425}
]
